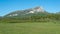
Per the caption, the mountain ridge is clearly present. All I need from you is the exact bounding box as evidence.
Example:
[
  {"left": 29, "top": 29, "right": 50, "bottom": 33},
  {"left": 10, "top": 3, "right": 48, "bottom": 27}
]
[{"left": 4, "top": 6, "right": 47, "bottom": 17}]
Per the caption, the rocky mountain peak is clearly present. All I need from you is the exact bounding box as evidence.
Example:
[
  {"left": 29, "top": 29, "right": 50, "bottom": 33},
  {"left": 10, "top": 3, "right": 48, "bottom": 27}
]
[{"left": 31, "top": 6, "right": 44, "bottom": 12}]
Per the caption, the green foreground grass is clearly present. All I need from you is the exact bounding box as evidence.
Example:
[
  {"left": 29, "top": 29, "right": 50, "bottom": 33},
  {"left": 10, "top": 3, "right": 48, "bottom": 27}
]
[{"left": 0, "top": 22, "right": 60, "bottom": 34}]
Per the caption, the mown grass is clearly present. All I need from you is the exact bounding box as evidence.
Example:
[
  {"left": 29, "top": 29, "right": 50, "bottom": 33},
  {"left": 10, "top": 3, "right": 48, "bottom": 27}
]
[{"left": 0, "top": 22, "right": 60, "bottom": 34}]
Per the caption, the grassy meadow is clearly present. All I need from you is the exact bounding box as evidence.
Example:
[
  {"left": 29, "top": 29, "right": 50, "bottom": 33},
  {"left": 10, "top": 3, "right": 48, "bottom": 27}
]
[{"left": 0, "top": 22, "right": 60, "bottom": 34}]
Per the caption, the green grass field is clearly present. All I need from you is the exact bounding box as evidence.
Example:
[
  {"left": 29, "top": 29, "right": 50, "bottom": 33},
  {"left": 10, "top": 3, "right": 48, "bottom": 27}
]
[{"left": 0, "top": 22, "right": 60, "bottom": 34}]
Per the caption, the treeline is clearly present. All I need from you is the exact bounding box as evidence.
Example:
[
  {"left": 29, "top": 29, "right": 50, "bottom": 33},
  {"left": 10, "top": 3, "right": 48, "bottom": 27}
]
[{"left": 0, "top": 13, "right": 60, "bottom": 23}]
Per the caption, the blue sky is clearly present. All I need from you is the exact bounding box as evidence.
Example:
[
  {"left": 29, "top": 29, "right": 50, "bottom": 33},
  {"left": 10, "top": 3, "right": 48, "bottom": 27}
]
[{"left": 0, "top": 0, "right": 60, "bottom": 16}]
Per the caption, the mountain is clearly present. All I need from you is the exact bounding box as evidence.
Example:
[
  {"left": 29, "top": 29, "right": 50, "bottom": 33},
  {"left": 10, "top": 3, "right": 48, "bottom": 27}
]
[
  {"left": 1, "top": 6, "right": 60, "bottom": 23},
  {"left": 4, "top": 6, "right": 48, "bottom": 18},
  {"left": 0, "top": 16, "right": 2, "bottom": 20},
  {"left": 56, "top": 12, "right": 60, "bottom": 14}
]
